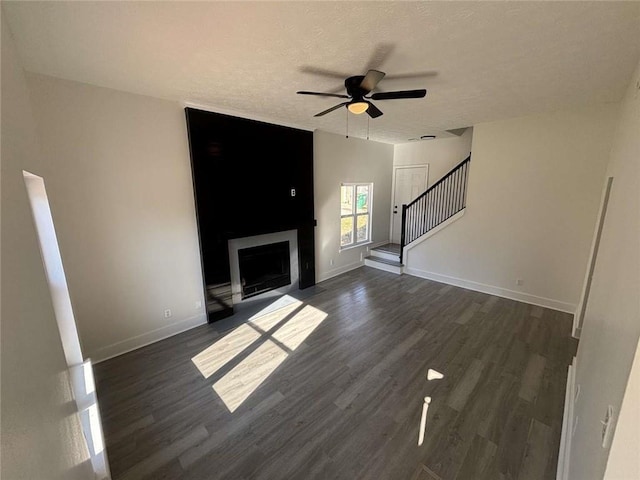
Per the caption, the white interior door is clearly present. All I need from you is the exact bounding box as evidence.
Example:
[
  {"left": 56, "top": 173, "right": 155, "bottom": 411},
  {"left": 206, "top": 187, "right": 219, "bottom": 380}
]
[{"left": 391, "top": 166, "right": 428, "bottom": 244}]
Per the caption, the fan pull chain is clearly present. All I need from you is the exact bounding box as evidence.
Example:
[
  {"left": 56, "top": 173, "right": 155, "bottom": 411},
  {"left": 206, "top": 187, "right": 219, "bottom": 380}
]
[
  {"left": 346, "top": 109, "right": 349, "bottom": 138},
  {"left": 367, "top": 115, "right": 370, "bottom": 140}
]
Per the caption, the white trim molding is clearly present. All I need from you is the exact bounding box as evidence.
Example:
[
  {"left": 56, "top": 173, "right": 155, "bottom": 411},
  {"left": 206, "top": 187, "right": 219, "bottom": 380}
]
[
  {"left": 557, "top": 359, "right": 577, "bottom": 480},
  {"left": 403, "top": 267, "right": 576, "bottom": 314},
  {"left": 316, "top": 240, "right": 389, "bottom": 283},
  {"left": 92, "top": 313, "right": 207, "bottom": 363},
  {"left": 228, "top": 230, "right": 299, "bottom": 306},
  {"left": 316, "top": 260, "right": 364, "bottom": 283}
]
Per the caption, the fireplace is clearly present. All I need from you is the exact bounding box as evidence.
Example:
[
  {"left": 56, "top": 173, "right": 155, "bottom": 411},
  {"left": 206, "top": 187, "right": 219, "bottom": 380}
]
[
  {"left": 228, "top": 230, "right": 299, "bottom": 305},
  {"left": 238, "top": 241, "right": 291, "bottom": 299}
]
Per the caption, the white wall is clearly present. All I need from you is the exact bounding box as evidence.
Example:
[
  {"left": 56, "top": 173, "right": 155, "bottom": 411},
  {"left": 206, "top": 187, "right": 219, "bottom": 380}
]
[
  {"left": 404, "top": 105, "right": 619, "bottom": 312},
  {"left": 604, "top": 340, "right": 640, "bottom": 480},
  {"left": 1, "top": 16, "right": 94, "bottom": 480},
  {"left": 394, "top": 128, "right": 473, "bottom": 186},
  {"left": 314, "top": 130, "right": 394, "bottom": 282},
  {"left": 570, "top": 59, "right": 640, "bottom": 480},
  {"left": 25, "top": 73, "right": 206, "bottom": 361}
]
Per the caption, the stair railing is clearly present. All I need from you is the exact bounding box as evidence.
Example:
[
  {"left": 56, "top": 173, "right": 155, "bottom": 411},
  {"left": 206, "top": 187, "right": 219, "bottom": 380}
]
[{"left": 400, "top": 155, "right": 471, "bottom": 262}]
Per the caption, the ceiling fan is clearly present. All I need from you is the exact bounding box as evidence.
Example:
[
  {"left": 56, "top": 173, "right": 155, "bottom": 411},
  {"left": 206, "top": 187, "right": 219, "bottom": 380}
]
[{"left": 297, "top": 70, "right": 427, "bottom": 118}]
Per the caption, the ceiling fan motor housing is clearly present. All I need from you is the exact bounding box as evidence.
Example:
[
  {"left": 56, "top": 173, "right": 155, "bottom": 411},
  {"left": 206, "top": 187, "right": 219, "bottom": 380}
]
[{"left": 345, "top": 75, "right": 367, "bottom": 100}]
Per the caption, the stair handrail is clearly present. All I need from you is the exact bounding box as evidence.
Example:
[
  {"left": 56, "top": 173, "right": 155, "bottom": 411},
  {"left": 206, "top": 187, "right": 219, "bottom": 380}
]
[
  {"left": 399, "top": 154, "right": 471, "bottom": 263},
  {"left": 406, "top": 155, "right": 471, "bottom": 209}
]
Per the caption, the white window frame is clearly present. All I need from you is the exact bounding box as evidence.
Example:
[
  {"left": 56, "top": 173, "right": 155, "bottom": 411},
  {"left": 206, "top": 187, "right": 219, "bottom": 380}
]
[{"left": 340, "top": 182, "right": 373, "bottom": 250}]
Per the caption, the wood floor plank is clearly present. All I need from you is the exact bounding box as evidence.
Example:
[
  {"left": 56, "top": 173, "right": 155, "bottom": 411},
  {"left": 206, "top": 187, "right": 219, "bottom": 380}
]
[
  {"left": 530, "top": 305, "right": 544, "bottom": 318},
  {"left": 105, "top": 414, "right": 155, "bottom": 446},
  {"left": 178, "top": 391, "right": 284, "bottom": 469},
  {"left": 118, "top": 425, "right": 208, "bottom": 480},
  {"left": 412, "top": 463, "right": 444, "bottom": 480},
  {"left": 95, "top": 267, "right": 575, "bottom": 480},
  {"left": 447, "top": 358, "right": 485, "bottom": 412},
  {"left": 456, "top": 302, "right": 482, "bottom": 325},
  {"left": 455, "top": 434, "right": 498, "bottom": 480},
  {"left": 519, "top": 354, "right": 546, "bottom": 402},
  {"left": 518, "top": 419, "right": 552, "bottom": 480}
]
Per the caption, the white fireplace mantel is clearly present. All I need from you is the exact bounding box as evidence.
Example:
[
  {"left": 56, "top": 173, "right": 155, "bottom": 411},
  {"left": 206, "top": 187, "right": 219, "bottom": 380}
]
[{"left": 228, "top": 230, "right": 299, "bottom": 305}]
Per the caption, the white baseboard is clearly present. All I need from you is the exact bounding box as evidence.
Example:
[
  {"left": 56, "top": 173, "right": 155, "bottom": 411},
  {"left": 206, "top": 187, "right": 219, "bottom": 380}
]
[
  {"left": 557, "top": 360, "right": 577, "bottom": 480},
  {"left": 316, "top": 240, "right": 389, "bottom": 283},
  {"left": 91, "top": 313, "right": 207, "bottom": 363},
  {"left": 363, "top": 257, "right": 403, "bottom": 275},
  {"left": 403, "top": 267, "right": 576, "bottom": 314},
  {"left": 316, "top": 260, "right": 364, "bottom": 283}
]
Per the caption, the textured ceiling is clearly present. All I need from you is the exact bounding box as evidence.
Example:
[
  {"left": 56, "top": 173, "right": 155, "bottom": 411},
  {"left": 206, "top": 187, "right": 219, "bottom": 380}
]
[{"left": 4, "top": 1, "right": 640, "bottom": 144}]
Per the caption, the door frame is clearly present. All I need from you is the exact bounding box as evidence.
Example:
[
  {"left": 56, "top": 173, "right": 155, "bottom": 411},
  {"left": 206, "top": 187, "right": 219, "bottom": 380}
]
[
  {"left": 389, "top": 164, "right": 429, "bottom": 243},
  {"left": 573, "top": 176, "right": 614, "bottom": 337}
]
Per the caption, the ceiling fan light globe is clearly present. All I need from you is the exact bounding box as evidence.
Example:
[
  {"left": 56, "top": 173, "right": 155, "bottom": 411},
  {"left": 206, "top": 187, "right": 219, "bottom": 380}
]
[{"left": 348, "top": 102, "right": 369, "bottom": 115}]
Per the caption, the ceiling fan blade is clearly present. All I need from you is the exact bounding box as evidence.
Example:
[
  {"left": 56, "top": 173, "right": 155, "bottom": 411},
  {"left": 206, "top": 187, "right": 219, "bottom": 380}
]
[
  {"left": 364, "top": 43, "right": 396, "bottom": 71},
  {"left": 300, "top": 66, "right": 351, "bottom": 80},
  {"left": 314, "top": 102, "right": 349, "bottom": 117},
  {"left": 366, "top": 102, "right": 383, "bottom": 118},
  {"left": 360, "top": 70, "right": 386, "bottom": 93},
  {"left": 297, "top": 91, "right": 349, "bottom": 99},
  {"left": 370, "top": 89, "right": 427, "bottom": 100},
  {"left": 385, "top": 71, "right": 438, "bottom": 80}
]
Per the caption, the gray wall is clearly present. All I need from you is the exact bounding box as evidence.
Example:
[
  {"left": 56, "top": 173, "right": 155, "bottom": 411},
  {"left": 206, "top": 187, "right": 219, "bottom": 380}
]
[
  {"left": 25, "top": 73, "right": 206, "bottom": 362},
  {"left": 314, "top": 130, "right": 394, "bottom": 281},
  {"left": 571, "top": 59, "right": 640, "bottom": 480},
  {"left": 403, "top": 105, "right": 619, "bottom": 312},
  {"left": 1, "top": 17, "right": 94, "bottom": 480},
  {"left": 394, "top": 128, "right": 473, "bottom": 187}
]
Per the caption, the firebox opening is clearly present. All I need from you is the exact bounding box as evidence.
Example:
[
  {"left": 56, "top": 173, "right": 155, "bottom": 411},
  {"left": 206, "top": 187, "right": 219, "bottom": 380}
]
[{"left": 238, "top": 241, "right": 291, "bottom": 299}]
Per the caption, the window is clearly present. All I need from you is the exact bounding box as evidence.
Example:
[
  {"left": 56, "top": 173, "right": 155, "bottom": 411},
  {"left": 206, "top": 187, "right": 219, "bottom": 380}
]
[{"left": 340, "top": 183, "right": 372, "bottom": 248}]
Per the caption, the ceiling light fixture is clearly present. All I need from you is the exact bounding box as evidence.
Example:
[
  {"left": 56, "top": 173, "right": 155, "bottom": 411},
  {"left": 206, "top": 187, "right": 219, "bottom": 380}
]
[{"left": 348, "top": 101, "right": 369, "bottom": 115}]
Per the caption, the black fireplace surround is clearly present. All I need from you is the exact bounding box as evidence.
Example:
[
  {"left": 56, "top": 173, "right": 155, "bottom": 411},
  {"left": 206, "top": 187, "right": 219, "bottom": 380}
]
[
  {"left": 238, "top": 241, "right": 291, "bottom": 299},
  {"left": 185, "top": 108, "right": 316, "bottom": 322}
]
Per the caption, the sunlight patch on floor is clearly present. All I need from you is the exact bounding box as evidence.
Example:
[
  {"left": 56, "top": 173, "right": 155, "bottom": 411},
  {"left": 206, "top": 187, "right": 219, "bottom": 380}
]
[
  {"left": 272, "top": 305, "right": 327, "bottom": 350},
  {"left": 213, "top": 339, "right": 289, "bottom": 412},
  {"left": 192, "top": 324, "right": 261, "bottom": 379},
  {"left": 192, "top": 296, "right": 303, "bottom": 379},
  {"left": 193, "top": 295, "right": 328, "bottom": 413},
  {"left": 248, "top": 299, "right": 303, "bottom": 332}
]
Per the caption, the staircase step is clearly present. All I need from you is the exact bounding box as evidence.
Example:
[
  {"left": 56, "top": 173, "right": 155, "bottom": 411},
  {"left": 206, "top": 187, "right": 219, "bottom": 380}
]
[
  {"left": 364, "top": 255, "right": 403, "bottom": 275},
  {"left": 373, "top": 243, "right": 401, "bottom": 254},
  {"left": 371, "top": 243, "right": 401, "bottom": 262},
  {"left": 370, "top": 249, "right": 400, "bottom": 262}
]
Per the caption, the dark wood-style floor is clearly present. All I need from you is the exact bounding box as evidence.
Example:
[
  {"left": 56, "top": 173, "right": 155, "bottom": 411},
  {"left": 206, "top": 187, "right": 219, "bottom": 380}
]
[{"left": 95, "top": 267, "right": 575, "bottom": 480}]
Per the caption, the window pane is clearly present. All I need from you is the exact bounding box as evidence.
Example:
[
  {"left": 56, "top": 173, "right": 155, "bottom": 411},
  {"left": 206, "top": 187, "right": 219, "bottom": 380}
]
[
  {"left": 341, "top": 185, "right": 354, "bottom": 216},
  {"left": 341, "top": 217, "right": 354, "bottom": 246},
  {"left": 356, "top": 185, "right": 369, "bottom": 214},
  {"left": 356, "top": 214, "right": 369, "bottom": 243}
]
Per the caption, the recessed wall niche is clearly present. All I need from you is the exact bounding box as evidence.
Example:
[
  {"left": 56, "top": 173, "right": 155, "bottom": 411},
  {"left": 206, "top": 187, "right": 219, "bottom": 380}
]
[{"left": 185, "top": 108, "right": 315, "bottom": 322}]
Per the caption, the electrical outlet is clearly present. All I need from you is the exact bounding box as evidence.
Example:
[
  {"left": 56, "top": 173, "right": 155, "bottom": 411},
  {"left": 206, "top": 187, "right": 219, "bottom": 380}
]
[
  {"left": 164, "top": 309, "right": 172, "bottom": 318},
  {"left": 195, "top": 300, "right": 202, "bottom": 310},
  {"left": 516, "top": 279, "right": 524, "bottom": 286},
  {"left": 360, "top": 252, "right": 364, "bottom": 261},
  {"left": 330, "top": 259, "right": 334, "bottom": 266}
]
